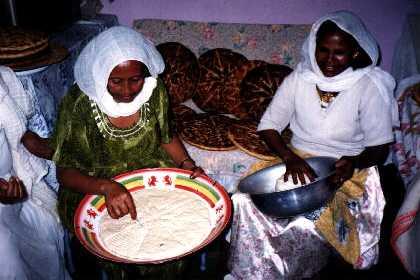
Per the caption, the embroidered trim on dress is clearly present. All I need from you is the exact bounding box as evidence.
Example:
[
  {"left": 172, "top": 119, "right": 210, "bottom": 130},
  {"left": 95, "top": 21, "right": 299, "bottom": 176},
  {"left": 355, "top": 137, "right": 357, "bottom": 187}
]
[{"left": 90, "top": 100, "right": 150, "bottom": 140}]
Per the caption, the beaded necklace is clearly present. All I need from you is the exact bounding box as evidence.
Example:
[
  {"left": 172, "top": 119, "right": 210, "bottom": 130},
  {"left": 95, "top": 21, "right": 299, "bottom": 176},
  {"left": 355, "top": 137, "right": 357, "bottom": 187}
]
[
  {"left": 316, "top": 86, "right": 339, "bottom": 110},
  {"left": 90, "top": 100, "right": 150, "bottom": 140}
]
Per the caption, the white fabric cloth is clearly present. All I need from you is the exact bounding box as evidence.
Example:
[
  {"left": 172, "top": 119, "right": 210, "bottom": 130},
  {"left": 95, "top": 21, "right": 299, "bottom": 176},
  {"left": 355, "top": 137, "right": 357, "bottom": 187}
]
[
  {"left": 258, "top": 71, "right": 394, "bottom": 158},
  {"left": 391, "top": 173, "right": 420, "bottom": 278},
  {"left": 391, "top": 14, "right": 420, "bottom": 83},
  {"left": 74, "top": 26, "right": 164, "bottom": 117},
  {"left": 183, "top": 141, "right": 259, "bottom": 193},
  {"left": 229, "top": 193, "right": 330, "bottom": 280},
  {"left": 0, "top": 66, "right": 70, "bottom": 279},
  {"left": 258, "top": 11, "right": 396, "bottom": 158},
  {"left": 228, "top": 166, "right": 384, "bottom": 279},
  {"left": 0, "top": 129, "right": 12, "bottom": 177},
  {"left": 0, "top": 66, "right": 47, "bottom": 194},
  {"left": 391, "top": 74, "right": 420, "bottom": 187},
  {"left": 296, "top": 10, "right": 398, "bottom": 126}
]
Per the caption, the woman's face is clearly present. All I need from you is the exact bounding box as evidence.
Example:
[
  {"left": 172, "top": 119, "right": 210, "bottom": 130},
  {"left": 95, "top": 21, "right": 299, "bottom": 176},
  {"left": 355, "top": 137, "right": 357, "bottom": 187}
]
[
  {"left": 315, "top": 31, "right": 356, "bottom": 77},
  {"left": 107, "top": 60, "right": 146, "bottom": 103}
]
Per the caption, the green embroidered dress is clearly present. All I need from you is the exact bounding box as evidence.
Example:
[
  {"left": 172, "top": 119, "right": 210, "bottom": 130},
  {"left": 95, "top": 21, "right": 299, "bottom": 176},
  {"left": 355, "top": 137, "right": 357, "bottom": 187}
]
[{"left": 50, "top": 80, "right": 185, "bottom": 279}]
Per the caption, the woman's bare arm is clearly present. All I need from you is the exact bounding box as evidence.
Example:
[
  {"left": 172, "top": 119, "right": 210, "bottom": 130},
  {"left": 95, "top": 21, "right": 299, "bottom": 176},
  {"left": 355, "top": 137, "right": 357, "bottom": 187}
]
[
  {"left": 259, "top": 129, "right": 316, "bottom": 184},
  {"left": 57, "top": 167, "right": 137, "bottom": 219},
  {"left": 161, "top": 135, "right": 204, "bottom": 178},
  {"left": 334, "top": 143, "right": 390, "bottom": 183},
  {"left": 21, "top": 130, "right": 54, "bottom": 160}
]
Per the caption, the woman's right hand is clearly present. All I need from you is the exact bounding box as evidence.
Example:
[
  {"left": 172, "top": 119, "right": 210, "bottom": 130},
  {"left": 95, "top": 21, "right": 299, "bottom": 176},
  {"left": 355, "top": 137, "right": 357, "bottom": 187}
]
[
  {"left": 283, "top": 153, "right": 317, "bottom": 185},
  {"left": 100, "top": 179, "right": 137, "bottom": 220},
  {"left": 0, "top": 176, "right": 27, "bottom": 204}
]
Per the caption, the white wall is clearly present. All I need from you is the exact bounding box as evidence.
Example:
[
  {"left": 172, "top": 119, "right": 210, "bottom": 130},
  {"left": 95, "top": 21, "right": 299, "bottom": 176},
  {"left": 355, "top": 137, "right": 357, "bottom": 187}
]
[{"left": 102, "top": 0, "right": 420, "bottom": 71}]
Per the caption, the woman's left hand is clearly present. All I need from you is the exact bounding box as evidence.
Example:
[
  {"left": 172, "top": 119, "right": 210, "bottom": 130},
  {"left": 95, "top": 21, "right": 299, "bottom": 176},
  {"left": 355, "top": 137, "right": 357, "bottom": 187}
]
[
  {"left": 333, "top": 156, "right": 356, "bottom": 185},
  {"left": 189, "top": 166, "right": 205, "bottom": 179},
  {"left": 181, "top": 159, "right": 205, "bottom": 179}
]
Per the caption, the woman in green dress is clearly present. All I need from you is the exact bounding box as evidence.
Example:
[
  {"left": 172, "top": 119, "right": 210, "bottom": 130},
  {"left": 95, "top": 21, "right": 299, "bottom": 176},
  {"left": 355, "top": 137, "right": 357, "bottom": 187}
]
[{"left": 49, "top": 26, "right": 204, "bottom": 279}]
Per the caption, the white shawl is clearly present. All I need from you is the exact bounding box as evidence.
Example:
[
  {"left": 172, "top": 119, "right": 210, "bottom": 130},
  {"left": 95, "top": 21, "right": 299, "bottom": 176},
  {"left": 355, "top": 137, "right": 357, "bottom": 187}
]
[
  {"left": 297, "top": 10, "right": 399, "bottom": 126},
  {"left": 74, "top": 26, "right": 165, "bottom": 118}
]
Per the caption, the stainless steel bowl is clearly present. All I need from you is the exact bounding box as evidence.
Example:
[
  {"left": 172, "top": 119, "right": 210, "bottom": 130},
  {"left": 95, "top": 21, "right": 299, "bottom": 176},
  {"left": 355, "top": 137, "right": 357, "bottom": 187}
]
[{"left": 238, "top": 156, "right": 338, "bottom": 218}]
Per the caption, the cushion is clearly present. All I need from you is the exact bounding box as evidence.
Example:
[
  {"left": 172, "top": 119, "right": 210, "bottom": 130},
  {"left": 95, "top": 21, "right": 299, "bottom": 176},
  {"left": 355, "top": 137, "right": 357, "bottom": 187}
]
[
  {"left": 157, "top": 42, "right": 199, "bottom": 105},
  {"left": 133, "top": 19, "right": 311, "bottom": 68},
  {"left": 193, "top": 48, "right": 247, "bottom": 113},
  {"left": 240, "top": 63, "right": 293, "bottom": 121}
]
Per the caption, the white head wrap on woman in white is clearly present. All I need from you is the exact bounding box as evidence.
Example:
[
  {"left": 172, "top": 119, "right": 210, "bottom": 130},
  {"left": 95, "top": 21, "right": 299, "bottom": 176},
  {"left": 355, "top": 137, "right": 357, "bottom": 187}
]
[
  {"left": 74, "top": 26, "right": 165, "bottom": 118},
  {"left": 297, "top": 10, "right": 399, "bottom": 126}
]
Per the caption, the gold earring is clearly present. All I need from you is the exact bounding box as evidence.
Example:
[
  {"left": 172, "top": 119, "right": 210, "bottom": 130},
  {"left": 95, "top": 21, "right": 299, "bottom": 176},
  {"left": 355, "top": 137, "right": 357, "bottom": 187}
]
[{"left": 353, "top": 52, "right": 359, "bottom": 59}]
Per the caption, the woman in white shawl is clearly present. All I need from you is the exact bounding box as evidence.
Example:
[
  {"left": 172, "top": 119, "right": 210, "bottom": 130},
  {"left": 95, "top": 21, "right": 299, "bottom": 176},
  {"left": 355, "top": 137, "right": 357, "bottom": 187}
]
[
  {"left": 0, "top": 66, "right": 69, "bottom": 279},
  {"left": 45, "top": 26, "right": 203, "bottom": 279},
  {"left": 228, "top": 11, "right": 398, "bottom": 279}
]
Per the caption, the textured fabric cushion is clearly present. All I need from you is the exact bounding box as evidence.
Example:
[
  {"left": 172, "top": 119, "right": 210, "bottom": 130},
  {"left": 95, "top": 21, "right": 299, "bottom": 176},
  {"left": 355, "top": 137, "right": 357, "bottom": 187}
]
[
  {"left": 193, "top": 48, "right": 247, "bottom": 113},
  {"left": 240, "top": 63, "right": 292, "bottom": 121},
  {"left": 157, "top": 42, "right": 199, "bottom": 105},
  {"left": 133, "top": 19, "right": 310, "bottom": 68}
]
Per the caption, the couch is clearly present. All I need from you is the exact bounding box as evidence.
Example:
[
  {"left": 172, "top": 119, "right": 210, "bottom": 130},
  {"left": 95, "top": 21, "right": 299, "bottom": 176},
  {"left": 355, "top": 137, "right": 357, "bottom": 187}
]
[{"left": 133, "top": 19, "right": 311, "bottom": 193}]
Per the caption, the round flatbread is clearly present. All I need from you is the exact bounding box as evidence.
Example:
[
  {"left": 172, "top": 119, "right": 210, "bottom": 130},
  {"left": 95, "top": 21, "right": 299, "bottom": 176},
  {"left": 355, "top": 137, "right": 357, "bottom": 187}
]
[
  {"left": 172, "top": 104, "right": 196, "bottom": 120},
  {"left": 240, "top": 63, "right": 293, "bottom": 121},
  {"left": 227, "top": 121, "right": 276, "bottom": 160},
  {"left": 224, "top": 60, "right": 268, "bottom": 119},
  {"left": 157, "top": 42, "right": 199, "bottom": 105},
  {"left": 0, "top": 27, "right": 48, "bottom": 60},
  {"left": 228, "top": 121, "right": 293, "bottom": 160},
  {"left": 194, "top": 48, "right": 247, "bottom": 113},
  {"left": 171, "top": 104, "right": 197, "bottom": 132},
  {"left": 179, "top": 114, "right": 236, "bottom": 151}
]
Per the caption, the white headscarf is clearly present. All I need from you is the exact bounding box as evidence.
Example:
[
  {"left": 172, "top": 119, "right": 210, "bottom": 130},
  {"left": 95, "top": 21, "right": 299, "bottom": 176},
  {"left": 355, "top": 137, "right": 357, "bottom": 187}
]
[
  {"left": 297, "top": 10, "right": 399, "bottom": 126},
  {"left": 74, "top": 26, "right": 165, "bottom": 117}
]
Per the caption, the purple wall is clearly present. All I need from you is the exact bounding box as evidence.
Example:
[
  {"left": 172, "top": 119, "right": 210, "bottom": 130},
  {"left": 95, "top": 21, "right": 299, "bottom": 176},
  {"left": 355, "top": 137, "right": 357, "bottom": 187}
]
[{"left": 102, "top": 0, "right": 419, "bottom": 72}]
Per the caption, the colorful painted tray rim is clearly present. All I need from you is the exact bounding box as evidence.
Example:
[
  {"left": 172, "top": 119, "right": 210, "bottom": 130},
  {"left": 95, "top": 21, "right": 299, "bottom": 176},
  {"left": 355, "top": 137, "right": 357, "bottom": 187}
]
[{"left": 74, "top": 167, "right": 231, "bottom": 264}]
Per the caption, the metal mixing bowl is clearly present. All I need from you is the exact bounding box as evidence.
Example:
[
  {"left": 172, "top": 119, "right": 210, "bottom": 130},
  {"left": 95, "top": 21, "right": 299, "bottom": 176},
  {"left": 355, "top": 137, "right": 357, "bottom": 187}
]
[{"left": 238, "top": 156, "right": 338, "bottom": 218}]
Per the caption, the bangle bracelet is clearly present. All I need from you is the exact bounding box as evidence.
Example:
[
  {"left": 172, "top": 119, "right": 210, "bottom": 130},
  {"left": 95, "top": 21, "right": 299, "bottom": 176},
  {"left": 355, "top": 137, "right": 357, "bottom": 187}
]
[{"left": 178, "top": 157, "right": 195, "bottom": 168}]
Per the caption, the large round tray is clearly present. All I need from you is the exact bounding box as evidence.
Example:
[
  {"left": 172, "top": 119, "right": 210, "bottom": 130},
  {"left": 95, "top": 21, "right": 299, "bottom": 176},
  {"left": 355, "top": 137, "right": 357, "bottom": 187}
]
[{"left": 74, "top": 168, "right": 231, "bottom": 264}]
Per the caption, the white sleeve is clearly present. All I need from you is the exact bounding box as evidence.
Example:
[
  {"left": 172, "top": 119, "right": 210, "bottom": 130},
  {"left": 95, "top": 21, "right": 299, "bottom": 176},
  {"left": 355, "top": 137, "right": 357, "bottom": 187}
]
[
  {"left": 360, "top": 80, "right": 394, "bottom": 147},
  {"left": 0, "top": 67, "right": 34, "bottom": 119},
  {"left": 257, "top": 71, "right": 297, "bottom": 134}
]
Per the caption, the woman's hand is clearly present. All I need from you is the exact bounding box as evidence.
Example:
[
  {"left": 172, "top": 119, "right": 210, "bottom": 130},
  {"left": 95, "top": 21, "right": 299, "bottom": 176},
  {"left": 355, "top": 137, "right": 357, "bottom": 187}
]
[
  {"left": 258, "top": 129, "right": 316, "bottom": 185},
  {"left": 161, "top": 136, "right": 205, "bottom": 179},
  {"left": 0, "top": 176, "right": 27, "bottom": 204},
  {"left": 99, "top": 179, "right": 137, "bottom": 220},
  {"left": 21, "top": 130, "right": 54, "bottom": 160},
  {"left": 332, "top": 156, "right": 355, "bottom": 185},
  {"left": 283, "top": 153, "right": 317, "bottom": 185},
  {"left": 180, "top": 158, "right": 205, "bottom": 179}
]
